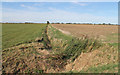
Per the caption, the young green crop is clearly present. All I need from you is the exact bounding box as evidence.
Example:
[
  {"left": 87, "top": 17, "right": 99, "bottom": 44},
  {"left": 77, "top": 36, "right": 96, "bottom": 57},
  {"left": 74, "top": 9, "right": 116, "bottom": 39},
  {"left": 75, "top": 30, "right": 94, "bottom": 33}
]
[{"left": 2, "top": 23, "right": 47, "bottom": 49}]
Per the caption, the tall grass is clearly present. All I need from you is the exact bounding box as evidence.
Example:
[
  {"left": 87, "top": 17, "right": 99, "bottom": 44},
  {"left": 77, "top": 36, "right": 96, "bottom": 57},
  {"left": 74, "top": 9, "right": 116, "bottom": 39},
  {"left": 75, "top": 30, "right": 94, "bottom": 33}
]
[
  {"left": 63, "top": 38, "right": 101, "bottom": 61},
  {"left": 42, "top": 25, "right": 52, "bottom": 49},
  {"left": 48, "top": 25, "right": 102, "bottom": 61}
]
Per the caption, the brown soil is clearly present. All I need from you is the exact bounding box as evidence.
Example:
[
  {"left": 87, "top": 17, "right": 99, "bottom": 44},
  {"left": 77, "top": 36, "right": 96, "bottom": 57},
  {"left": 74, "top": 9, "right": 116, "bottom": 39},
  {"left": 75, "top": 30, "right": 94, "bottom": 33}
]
[
  {"left": 2, "top": 41, "right": 66, "bottom": 73},
  {"left": 52, "top": 24, "right": 118, "bottom": 43},
  {"left": 51, "top": 24, "right": 118, "bottom": 73},
  {"left": 64, "top": 44, "right": 118, "bottom": 73},
  {"left": 2, "top": 24, "right": 118, "bottom": 73}
]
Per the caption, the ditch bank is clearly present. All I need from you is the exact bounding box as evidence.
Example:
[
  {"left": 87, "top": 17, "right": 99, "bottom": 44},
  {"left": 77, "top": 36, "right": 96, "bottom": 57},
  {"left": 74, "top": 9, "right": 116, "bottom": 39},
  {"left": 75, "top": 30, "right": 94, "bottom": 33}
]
[
  {"left": 47, "top": 24, "right": 102, "bottom": 61},
  {"left": 2, "top": 24, "right": 118, "bottom": 73},
  {"left": 47, "top": 24, "right": 118, "bottom": 73}
]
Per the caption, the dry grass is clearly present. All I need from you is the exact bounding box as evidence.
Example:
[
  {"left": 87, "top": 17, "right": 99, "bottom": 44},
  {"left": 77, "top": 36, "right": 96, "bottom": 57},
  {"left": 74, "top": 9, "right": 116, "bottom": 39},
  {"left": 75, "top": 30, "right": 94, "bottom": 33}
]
[
  {"left": 64, "top": 44, "right": 118, "bottom": 73},
  {"left": 2, "top": 24, "right": 118, "bottom": 73}
]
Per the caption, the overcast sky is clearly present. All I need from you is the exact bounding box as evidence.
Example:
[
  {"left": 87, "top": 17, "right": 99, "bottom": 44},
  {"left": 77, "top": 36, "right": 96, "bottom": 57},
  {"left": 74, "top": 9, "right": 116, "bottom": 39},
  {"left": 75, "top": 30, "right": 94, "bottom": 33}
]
[{"left": 2, "top": 2, "right": 118, "bottom": 24}]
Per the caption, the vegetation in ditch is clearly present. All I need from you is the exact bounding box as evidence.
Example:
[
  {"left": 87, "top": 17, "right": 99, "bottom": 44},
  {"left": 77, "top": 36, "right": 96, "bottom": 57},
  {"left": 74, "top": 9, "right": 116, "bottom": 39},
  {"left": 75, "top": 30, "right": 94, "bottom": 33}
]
[
  {"left": 2, "top": 23, "right": 118, "bottom": 73},
  {"left": 65, "top": 63, "right": 118, "bottom": 73},
  {"left": 79, "top": 63, "right": 118, "bottom": 73},
  {"left": 41, "top": 25, "right": 52, "bottom": 49},
  {"left": 63, "top": 38, "right": 102, "bottom": 61},
  {"left": 48, "top": 25, "right": 102, "bottom": 61}
]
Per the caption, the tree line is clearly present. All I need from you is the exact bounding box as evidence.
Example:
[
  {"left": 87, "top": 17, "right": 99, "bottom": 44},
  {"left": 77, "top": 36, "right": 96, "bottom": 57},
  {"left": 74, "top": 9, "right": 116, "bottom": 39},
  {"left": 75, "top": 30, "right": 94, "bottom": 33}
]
[{"left": 1, "top": 21, "right": 117, "bottom": 25}]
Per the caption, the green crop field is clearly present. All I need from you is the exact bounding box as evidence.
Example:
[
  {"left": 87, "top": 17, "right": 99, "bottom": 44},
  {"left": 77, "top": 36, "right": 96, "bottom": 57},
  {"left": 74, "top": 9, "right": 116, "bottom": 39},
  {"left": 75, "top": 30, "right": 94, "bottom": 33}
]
[
  {"left": 2, "top": 23, "right": 47, "bottom": 49},
  {"left": 2, "top": 23, "right": 118, "bottom": 73}
]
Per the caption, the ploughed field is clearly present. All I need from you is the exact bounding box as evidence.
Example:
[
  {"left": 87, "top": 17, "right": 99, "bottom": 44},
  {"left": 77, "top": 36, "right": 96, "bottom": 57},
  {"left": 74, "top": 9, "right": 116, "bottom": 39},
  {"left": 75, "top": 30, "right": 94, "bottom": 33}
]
[
  {"left": 52, "top": 24, "right": 118, "bottom": 44},
  {"left": 2, "top": 23, "right": 118, "bottom": 73},
  {"left": 50, "top": 24, "right": 118, "bottom": 73}
]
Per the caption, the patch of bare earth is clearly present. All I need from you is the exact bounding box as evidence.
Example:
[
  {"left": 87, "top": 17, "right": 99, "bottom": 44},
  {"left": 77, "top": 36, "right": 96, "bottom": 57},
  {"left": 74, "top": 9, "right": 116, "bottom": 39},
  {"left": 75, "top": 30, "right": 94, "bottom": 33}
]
[
  {"left": 2, "top": 40, "right": 66, "bottom": 73},
  {"left": 52, "top": 24, "right": 118, "bottom": 43},
  {"left": 3, "top": 24, "right": 118, "bottom": 73},
  {"left": 51, "top": 24, "right": 118, "bottom": 73},
  {"left": 64, "top": 44, "right": 118, "bottom": 73}
]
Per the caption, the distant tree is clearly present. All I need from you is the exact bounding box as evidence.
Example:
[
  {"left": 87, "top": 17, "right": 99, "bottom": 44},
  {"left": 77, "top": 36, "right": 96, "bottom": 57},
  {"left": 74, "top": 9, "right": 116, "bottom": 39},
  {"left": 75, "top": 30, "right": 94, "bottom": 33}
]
[
  {"left": 47, "top": 21, "right": 50, "bottom": 24},
  {"left": 103, "top": 23, "right": 105, "bottom": 25},
  {"left": 56, "top": 22, "right": 60, "bottom": 24},
  {"left": 66, "top": 23, "right": 72, "bottom": 24},
  {"left": 108, "top": 23, "right": 111, "bottom": 25},
  {"left": 98, "top": 23, "right": 101, "bottom": 25},
  {"left": 73, "top": 23, "right": 76, "bottom": 24}
]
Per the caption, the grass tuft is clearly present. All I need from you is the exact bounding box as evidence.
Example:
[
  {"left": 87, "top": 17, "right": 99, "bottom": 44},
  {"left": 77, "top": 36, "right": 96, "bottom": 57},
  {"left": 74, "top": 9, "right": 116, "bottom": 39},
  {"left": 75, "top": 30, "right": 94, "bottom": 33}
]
[{"left": 48, "top": 25, "right": 102, "bottom": 61}]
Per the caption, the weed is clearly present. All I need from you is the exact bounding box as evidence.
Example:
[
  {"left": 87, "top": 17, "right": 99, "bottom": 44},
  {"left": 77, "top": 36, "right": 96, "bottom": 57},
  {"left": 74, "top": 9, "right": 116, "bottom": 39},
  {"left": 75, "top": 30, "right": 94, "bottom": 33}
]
[
  {"left": 48, "top": 25, "right": 102, "bottom": 61},
  {"left": 34, "top": 69, "right": 44, "bottom": 73},
  {"left": 80, "top": 63, "right": 118, "bottom": 73}
]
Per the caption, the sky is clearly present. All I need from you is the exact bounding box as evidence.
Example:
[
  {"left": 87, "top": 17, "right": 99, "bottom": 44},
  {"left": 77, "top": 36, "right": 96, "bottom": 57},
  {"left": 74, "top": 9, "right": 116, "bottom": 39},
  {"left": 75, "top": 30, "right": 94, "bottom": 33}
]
[
  {"left": 1, "top": 0, "right": 120, "bottom": 2},
  {"left": 2, "top": 2, "right": 118, "bottom": 24}
]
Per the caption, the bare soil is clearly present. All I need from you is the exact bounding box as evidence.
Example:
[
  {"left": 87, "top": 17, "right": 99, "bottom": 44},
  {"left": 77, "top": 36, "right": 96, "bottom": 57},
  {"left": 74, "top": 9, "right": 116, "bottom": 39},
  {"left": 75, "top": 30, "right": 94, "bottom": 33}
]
[
  {"left": 2, "top": 41, "right": 67, "bottom": 73},
  {"left": 51, "top": 24, "right": 118, "bottom": 73},
  {"left": 64, "top": 44, "right": 118, "bottom": 73},
  {"left": 2, "top": 24, "right": 118, "bottom": 73},
  {"left": 52, "top": 24, "right": 118, "bottom": 43}
]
